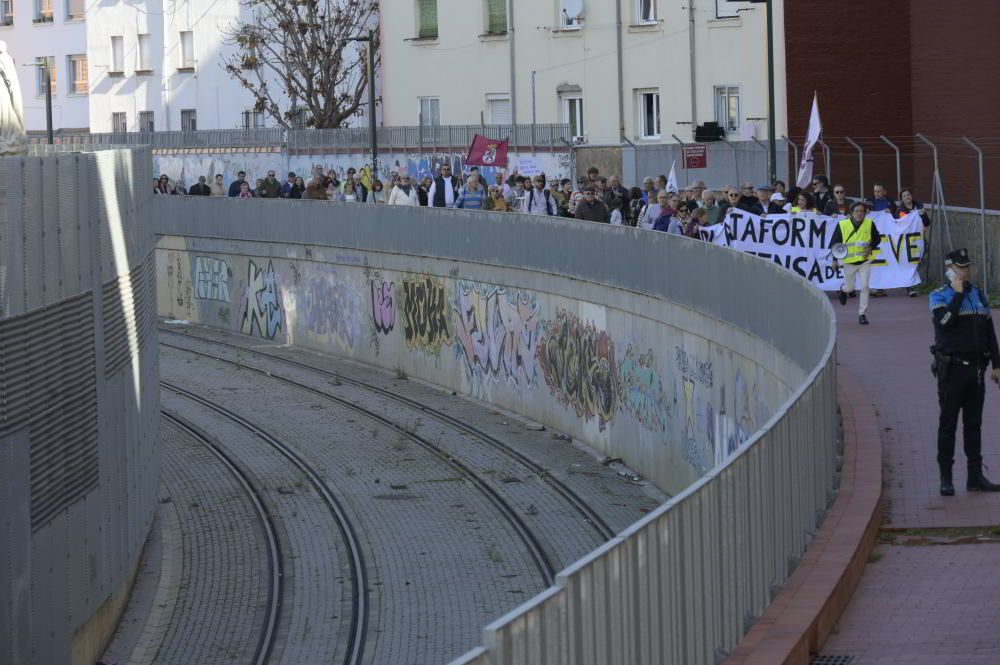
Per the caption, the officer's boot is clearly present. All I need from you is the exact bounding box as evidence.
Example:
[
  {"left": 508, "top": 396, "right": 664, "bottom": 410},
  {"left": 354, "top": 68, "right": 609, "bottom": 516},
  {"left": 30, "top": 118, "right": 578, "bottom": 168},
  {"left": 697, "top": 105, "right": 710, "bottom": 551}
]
[
  {"left": 940, "top": 466, "right": 955, "bottom": 496},
  {"left": 967, "top": 463, "right": 1000, "bottom": 492}
]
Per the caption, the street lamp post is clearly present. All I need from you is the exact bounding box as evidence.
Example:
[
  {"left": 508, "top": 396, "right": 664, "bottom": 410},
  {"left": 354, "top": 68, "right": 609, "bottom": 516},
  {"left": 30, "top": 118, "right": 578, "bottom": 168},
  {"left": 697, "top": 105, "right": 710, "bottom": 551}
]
[
  {"left": 343, "top": 30, "right": 378, "bottom": 181},
  {"left": 23, "top": 61, "right": 54, "bottom": 144},
  {"left": 730, "top": 0, "right": 776, "bottom": 185}
]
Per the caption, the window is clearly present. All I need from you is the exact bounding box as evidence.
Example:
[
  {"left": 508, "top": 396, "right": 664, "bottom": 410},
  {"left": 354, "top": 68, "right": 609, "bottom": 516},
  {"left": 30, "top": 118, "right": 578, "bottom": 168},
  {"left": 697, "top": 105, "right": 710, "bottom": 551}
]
[
  {"left": 561, "top": 95, "right": 584, "bottom": 139},
  {"left": 716, "top": 0, "right": 740, "bottom": 19},
  {"left": 1, "top": 0, "right": 13, "bottom": 26},
  {"left": 714, "top": 85, "right": 740, "bottom": 133},
  {"left": 34, "top": 0, "right": 52, "bottom": 22},
  {"left": 417, "top": 0, "right": 437, "bottom": 39},
  {"left": 637, "top": 0, "right": 656, "bottom": 23},
  {"left": 636, "top": 89, "right": 660, "bottom": 139},
  {"left": 137, "top": 33, "right": 152, "bottom": 71},
  {"left": 35, "top": 56, "right": 55, "bottom": 95},
  {"left": 181, "top": 109, "right": 197, "bottom": 131},
  {"left": 179, "top": 31, "right": 195, "bottom": 68},
  {"left": 242, "top": 110, "right": 264, "bottom": 129},
  {"left": 485, "top": 0, "right": 506, "bottom": 34},
  {"left": 68, "top": 54, "right": 87, "bottom": 94},
  {"left": 486, "top": 95, "right": 511, "bottom": 124},
  {"left": 111, "top": 112, "right": 127, "bottom": 133},
  {"left": 560, "top": 0, "right": 584, "bottom": 29},
  {"left": 138, "top": 111, "right": 154, "bottom": 132},
  {"left": 66, "top": 0, "right": 84, "bottom": 20},
  {"left": 110, "top": 36, "right": 124, "bottom": 72},
  {"left": 419, "top": 97, "right": 440, "bottom": 126}
]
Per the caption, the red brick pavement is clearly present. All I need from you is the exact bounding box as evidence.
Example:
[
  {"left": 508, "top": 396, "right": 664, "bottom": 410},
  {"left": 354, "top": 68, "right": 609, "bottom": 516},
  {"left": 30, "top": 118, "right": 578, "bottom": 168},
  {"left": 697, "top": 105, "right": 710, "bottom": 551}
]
[
  {"left": 835, "top": 295, "right": 1000, "bottom": 529},
  {"left": 822, "top": 294, "right": 1000, "bottom": 664}
]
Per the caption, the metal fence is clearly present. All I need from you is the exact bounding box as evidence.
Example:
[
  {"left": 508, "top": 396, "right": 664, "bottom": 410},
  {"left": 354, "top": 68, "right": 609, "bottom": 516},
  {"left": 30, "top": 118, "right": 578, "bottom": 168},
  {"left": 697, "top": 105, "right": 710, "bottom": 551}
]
[
  {"left": 28, "top": 124, "right": 573, "bottom": 153},
  {"left": 0, "top": 147, "right": 160, "bottom": 665}
]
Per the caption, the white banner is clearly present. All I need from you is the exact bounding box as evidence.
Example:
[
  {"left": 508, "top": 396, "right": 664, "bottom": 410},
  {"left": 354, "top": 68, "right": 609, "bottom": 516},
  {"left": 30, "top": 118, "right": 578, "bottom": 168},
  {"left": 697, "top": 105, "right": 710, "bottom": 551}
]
[{"left": 700, "top": 210, "right": 925, "bottom": 291}]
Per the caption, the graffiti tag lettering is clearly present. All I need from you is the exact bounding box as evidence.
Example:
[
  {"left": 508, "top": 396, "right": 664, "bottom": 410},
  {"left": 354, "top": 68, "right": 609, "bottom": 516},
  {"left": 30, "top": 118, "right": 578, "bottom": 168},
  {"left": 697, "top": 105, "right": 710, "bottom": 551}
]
[
  {"left": 536, "top": 309, "right": 617, "bottom": 430},
  {"left": 372, "top": 281, "right": 396, "bottom": 335},
  {"left": 453, "top": 281, "right": 539, "bottom": 388},
  {"left": 303, "top": 267, "right": 361, "bottom": 352},
  {"left": 241, "top": 259, "right": 283, "bottom": 339},
  {"left": 675, "top": 346, "right": 714, "bottom": 388},
  {"left": 402, "top": 275, "right": 451, "bottom": 352},
  {"left": 617, "top": 345, "right": 670, "bottom": 432},
  {"left": 194, "top": 257, "right": 231, "bottom": 303}
]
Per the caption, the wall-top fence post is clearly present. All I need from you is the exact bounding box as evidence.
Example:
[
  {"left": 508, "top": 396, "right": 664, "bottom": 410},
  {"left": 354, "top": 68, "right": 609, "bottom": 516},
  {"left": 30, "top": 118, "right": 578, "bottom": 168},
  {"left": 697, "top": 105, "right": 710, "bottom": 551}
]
[
  {"left": 751, "top": 137, "right": 768, "bottom": 185},
  {"left": 962, "top": 136, "right": 988, "bottom": 297},
  {"left": 671, "top": 134, "right": 688, "bottom": 186},
  {"left": 782, "top": 135, "right": 798, "bottom": 184},
  {"left": 817, "top": 139, "right": 832, "bottom": 183},
  {"left": 844, "top": 137, "right": 864, "bottom": 200},
  {"left": 879, "top": 135, "right": 902, "bottom": 197},
  {"left": 723, "top": 139, "right": 740, "bottom": 186},
  {"left": 916, "top": 133, "right": 953, "bottom": 269}
]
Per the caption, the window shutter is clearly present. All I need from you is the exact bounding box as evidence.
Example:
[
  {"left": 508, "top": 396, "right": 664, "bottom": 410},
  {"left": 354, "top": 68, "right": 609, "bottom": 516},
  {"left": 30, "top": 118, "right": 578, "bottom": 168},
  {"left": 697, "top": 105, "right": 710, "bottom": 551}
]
[
  {"left": 487, "top": 0, "right": 506, "bottom": 33},
  {"left": 418, "top": 0, "right": 438, "bottom": 38}
]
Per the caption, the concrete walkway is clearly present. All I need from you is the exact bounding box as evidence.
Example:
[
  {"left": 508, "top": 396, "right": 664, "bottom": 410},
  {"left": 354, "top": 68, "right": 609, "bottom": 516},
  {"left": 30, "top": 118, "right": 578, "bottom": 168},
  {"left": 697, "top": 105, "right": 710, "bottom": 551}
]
[{"left": 822, "top": 294, "right": 1000, "bottom": 664}]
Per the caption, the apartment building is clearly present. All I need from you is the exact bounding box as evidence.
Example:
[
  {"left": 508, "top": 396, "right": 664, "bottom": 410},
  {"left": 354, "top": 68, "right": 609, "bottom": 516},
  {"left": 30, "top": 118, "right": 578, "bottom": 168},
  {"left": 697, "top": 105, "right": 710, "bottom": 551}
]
[
  {"left": 85, "top": 1, "right": 264, "bottom": 133},
  {"left": 0, "top": 0, "right": 90, "bottom": 131},
  {"left": 381, "top": 0, "right": 788, "bottom": 145},
  {"left": 1, "top": 0, "right": 293, "bottom": 132}
]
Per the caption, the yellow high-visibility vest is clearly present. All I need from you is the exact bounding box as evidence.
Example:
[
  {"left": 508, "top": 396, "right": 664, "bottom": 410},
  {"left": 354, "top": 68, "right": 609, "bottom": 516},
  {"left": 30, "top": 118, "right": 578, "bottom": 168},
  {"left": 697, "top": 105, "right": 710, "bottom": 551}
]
[{"left": 838, "top": 217, "right": 875, "bottom": 264}]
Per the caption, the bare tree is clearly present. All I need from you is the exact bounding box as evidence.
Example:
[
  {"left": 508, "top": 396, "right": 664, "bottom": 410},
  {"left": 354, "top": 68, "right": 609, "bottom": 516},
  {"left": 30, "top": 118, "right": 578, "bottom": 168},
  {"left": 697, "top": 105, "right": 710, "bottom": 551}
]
[{"left": 223, "top": 0, "right": 380, "bottom": 129}]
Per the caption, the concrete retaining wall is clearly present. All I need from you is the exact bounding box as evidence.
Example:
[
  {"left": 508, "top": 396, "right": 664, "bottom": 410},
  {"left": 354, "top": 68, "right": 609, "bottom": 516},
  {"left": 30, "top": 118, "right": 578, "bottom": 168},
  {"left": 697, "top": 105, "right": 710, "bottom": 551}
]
[
  {"left": 0, "top": 148, "right": 160, "bottom": 665},
  {"left": 154, "top": 198, "right": 837, "bottom": 664}
]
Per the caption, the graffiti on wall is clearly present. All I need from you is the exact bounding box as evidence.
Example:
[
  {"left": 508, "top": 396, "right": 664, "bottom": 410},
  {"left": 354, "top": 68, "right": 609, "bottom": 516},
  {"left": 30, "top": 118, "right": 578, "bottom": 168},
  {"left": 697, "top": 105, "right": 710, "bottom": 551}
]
[
  {"left": 363, "top": 260, "right": 395, "bottom": 355},
  {"left": 536, "top": 309, "right": 617, "bottom": 431},
  {"left": 194, "top": 256, "right": 231, "bottom": 303},
  {"left": 617, "top": 345, "right": 671, "bottom": 432},
  {"left": 675, "top": 346, "right": 714, "bottom": 388},
  {"left": 240, "top": 259, "right": 284, "bottom": 339},
  {"left": 402, "top": 274, "right": 452, "bottom": 353},
  {"left": 303, "top": 267, "right": 362, "bottom": 353},
  {"left": 452, "top": 281, "right": 540, "bottom": 389}
]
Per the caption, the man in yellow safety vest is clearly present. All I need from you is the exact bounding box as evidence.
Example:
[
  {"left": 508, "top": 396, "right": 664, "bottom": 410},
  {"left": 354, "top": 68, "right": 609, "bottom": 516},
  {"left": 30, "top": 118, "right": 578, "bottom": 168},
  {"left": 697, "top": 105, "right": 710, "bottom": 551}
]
[{"left": 831, "top": 201, "right": 882, "bottom": 325}]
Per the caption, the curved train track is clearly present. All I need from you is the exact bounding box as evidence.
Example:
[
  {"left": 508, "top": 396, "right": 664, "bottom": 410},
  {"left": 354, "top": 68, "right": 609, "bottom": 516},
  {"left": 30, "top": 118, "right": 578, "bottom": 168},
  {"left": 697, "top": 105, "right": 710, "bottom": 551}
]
[
  {"left": 159, "top": 326, "right": 616, "bottom": 543},
  {"left": 159, "top": 409, "right": 284, "bottom": 665},
  {"left": 161, "top": 341, "right": 560, "bottom": 587},
  {"left": 161, "top": 381, "right": 371, "bottom": 665}
]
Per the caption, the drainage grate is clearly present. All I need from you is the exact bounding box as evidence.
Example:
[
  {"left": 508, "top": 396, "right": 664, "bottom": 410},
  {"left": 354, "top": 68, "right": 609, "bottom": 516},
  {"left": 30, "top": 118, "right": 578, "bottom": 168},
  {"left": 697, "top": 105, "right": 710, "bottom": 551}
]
[{"left": 812, "top": 656, "right": 856, "bottom": 665}]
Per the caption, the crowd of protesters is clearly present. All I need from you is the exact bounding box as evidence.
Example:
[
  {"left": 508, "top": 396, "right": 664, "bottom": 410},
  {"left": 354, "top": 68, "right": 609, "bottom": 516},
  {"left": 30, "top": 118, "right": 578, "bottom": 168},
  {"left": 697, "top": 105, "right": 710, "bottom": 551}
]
[{"left": 153, "top": 164, "right": 929, "bottom": 245}]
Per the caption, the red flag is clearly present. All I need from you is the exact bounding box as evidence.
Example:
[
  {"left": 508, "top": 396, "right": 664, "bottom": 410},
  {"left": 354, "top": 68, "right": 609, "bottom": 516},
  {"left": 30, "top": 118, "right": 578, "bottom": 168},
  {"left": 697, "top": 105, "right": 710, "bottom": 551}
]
[{"left": 465, "top": 134, "right": 509, "bottom": 168}]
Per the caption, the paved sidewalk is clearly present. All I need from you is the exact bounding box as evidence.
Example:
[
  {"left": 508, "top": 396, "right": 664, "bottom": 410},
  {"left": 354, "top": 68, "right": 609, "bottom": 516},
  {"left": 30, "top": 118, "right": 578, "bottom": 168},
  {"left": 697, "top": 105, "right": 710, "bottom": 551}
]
[{"left": 822, "top": 294, "right": 1000, "bottom": 664}]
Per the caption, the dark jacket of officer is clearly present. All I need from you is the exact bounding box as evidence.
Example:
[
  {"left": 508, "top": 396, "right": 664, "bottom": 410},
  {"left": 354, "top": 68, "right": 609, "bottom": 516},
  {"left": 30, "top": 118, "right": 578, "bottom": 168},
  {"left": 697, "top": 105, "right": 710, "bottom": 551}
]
[{"left": 930, "top": 283, "right": 1000, "bottom": 365}]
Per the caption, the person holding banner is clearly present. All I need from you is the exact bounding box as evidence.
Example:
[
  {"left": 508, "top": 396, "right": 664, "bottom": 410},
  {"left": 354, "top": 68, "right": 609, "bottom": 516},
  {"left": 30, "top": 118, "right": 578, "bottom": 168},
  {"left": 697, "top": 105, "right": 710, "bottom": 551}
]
[
  {"left": 832, "top": 201, "right": 882, "bottom": 325},
  {"left": 930, "top": 248, "right": 1000, "bottom": 495}
]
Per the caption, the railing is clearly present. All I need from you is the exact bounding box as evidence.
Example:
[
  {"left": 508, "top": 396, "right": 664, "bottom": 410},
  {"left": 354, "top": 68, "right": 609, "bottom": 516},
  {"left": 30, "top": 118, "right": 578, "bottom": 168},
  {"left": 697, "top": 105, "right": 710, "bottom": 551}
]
[
  {"left": 28, "top": 124, "right": 573, "bottom": 152},
  {"left": 451, "top": 351, "right": 837, "bottom": 665}
]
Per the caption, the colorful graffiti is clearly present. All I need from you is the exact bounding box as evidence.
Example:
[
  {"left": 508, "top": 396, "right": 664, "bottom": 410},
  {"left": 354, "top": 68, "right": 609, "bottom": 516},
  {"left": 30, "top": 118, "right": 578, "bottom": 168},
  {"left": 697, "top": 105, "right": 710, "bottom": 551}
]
[
  {"left": 452, "top": 281, "right": 540, "bottom": 388},
  {"left": 193, "top": 256, "right": 231, "bottom": 303},
  {"left": 240, "top": 259, "right": 284, "bottom": 339},
  {"left": 617, "top": 345, "right": 670, "bottom": 432},
  {"left": 402, "top": 275, "right": 451, "bottom": 353},
  {"left": 675, "top": 346, "right": 714, "bottom": 388},
  {"left": 372, "top": 281, "right": 396, "bottom": 335},
  {"left": 303, "top": 267, "right": 362, "bottom": 352},
  {"left": 536, "top": 309, "right": 617, "bottom": 431}
]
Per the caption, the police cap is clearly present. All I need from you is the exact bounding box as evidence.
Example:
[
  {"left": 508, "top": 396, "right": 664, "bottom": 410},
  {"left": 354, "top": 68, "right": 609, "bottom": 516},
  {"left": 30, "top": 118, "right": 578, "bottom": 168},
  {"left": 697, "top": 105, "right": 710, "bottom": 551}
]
[{"left": 945, "top": 248, "right": 973, "bottom": 267}]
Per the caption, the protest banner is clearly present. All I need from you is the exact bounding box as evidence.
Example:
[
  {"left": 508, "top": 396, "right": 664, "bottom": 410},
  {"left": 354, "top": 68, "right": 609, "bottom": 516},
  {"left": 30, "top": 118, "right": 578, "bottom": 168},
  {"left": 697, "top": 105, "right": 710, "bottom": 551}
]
[{"left": 703, "top": 209, "right": 924, "bottom": 291}]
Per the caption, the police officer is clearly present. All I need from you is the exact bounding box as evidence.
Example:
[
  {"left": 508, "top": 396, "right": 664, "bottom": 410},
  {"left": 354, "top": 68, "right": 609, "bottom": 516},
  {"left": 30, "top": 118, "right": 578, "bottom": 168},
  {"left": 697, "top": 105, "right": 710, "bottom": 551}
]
[{"left": 930, "top": 248, "right": 1000, "bottom": 495}]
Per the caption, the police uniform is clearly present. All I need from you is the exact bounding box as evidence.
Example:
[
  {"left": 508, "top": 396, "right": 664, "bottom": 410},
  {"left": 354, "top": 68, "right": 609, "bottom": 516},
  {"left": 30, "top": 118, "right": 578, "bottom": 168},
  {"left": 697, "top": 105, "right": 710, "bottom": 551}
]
[{"left": 930, "top": 248, "right": 1000, "bottom": 495}]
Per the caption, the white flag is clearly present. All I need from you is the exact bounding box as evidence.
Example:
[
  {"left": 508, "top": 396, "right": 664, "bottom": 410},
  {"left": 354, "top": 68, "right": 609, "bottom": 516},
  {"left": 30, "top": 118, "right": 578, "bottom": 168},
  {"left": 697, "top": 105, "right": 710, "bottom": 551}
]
[
  {"left": 667, "top": 160, "right": 678, "bottom": 194},
  {"left": 796, "top": 93, "right": 822, "bottom": 188}
]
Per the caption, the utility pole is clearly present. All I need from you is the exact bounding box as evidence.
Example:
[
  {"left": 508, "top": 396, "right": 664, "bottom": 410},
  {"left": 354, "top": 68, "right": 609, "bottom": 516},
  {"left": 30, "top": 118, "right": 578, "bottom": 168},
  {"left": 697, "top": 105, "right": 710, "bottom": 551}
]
[{"left": 343, "top": 30, "right": 379, "bottom": 179}]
